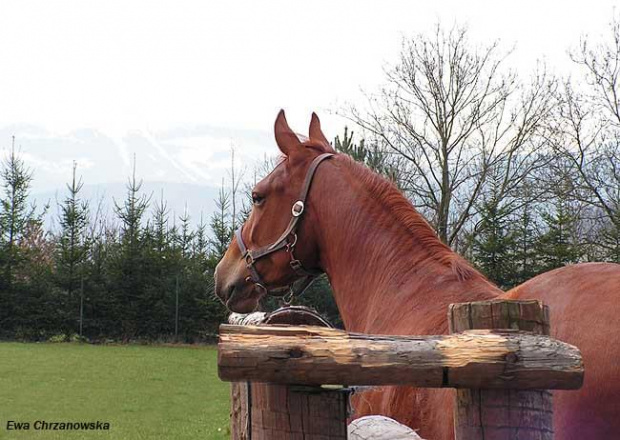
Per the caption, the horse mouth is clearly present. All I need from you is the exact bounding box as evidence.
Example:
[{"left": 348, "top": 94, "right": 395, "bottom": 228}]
[
  {"left": 223, "top": 278, "right": 292, "bottom": 313},
  {"left": 225, "top": 285, "right": 242, "bottom": 309},
  {"left": 225, "top": 285, "right": 261, "bottom": 314}
]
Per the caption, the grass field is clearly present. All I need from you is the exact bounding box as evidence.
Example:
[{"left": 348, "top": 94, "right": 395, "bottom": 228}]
[{"left": 0, "top": 342, "right": 230, "bottom": 439}]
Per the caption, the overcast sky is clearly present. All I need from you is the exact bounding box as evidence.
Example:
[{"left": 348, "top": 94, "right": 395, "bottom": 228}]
[{"left": 0, "top": 0, "right": 618, "bottom": 193}]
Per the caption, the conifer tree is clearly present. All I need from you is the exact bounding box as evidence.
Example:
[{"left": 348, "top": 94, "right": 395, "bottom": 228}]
[
  {"left": 599, "top": 213, "right": 620, "bottom": 263},
  {"left": 193, "top": 212, "right": 209, "bottom": 259},
  {"left": 56, "top": 163, "right": 89, "bottom": 295},
  {"left": 55, "top": 162, "right": 90, "bottom": 333},
  {"left": 115, "top": 158, "right": 150, "bottom": 253},
  {"left": 112, "top": 158, "right": 150, "bottom": 338},
  {"left": 141, "top": 190, "right": 177, "bottom": 338},
  {"left": 512, "top": 199, "right": 540, "bottom": 284},
  {"left": 0, "top": 138, "right": 36, "bottom": 289},
  {"left": 209, "top": 183, "right": 231, "bottom": 262},
  {"left": 471, "top": 187, "right": 517, "bottom": 289},
  {"left": 536, "top": 196, "right": 582, "bottom": 271},
  {"left": 0, "top": 138, "right": 41, "bottom": 335},
  {"left": 152, "top": 190, "right": 170, "bottom": 256},
  {"left": 176, "top": 206, "right": 195, "bottom": 259}
]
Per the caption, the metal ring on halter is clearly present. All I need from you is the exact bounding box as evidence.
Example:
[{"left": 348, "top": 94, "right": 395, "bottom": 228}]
[
  {"left": 291, "top": 201, "right": 304, "bottom": 217},
  {"left": 254, "top": 282, "right": 268, "bottom": 295},
  {"left": 287, "top": 233, "right": 298, "bottom": 251}
]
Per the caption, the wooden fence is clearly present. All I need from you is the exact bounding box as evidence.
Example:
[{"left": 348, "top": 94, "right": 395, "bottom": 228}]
[{"left": 217, "top": 300, "right": 584, "bottom": 439}]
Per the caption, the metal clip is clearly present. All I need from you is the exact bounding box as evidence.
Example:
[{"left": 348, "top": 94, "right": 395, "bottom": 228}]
[
  {"left": 286, "top": 233, "right": 298, "bottom": 252},
  {"left": 254, "top": 283, "right": 268, "bottom": 295},
  {"left": 281, "top": 288, "right": 294, "bottom": 306}
]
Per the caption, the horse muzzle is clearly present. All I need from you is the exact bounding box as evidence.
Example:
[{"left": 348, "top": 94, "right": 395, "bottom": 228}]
[{"left": 214, "top": 261, "right": 265, "bottom": 313}]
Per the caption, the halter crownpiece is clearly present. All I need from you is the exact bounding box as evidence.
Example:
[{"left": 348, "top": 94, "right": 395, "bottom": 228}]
[{"left": 234, "top": 153, "right": 334, "bottom": 301}]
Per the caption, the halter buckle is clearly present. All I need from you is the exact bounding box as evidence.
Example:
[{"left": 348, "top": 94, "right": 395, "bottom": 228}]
[
  {"left": 290, "top": 259, "right": 303, "bottom": 273},
  {"left": 292, "top": 201, "right": 304, "bottom": 217},
  {"left": 244, "top": 253, "right": 254, "bottom": 266}
]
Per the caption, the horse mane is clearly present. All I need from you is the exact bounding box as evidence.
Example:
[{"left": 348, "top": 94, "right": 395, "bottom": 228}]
[{"left": 336, "top": 154, "right": 479, "bottom": 282}]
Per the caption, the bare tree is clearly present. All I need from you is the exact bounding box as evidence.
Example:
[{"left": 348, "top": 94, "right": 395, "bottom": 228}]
[
  {"left": 543, "top": 18, "right": 620, "bottom": 260},
  {"left": 550, "top": 18, "right": 620, "bottom": 234},
  {"left": 345, "top": 24, "right": 556, "bottom": 246}
]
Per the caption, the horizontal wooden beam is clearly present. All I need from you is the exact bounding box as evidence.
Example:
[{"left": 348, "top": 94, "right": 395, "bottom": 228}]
[{"left": 218, "top": 324, "right": 583, "bottom": 390}]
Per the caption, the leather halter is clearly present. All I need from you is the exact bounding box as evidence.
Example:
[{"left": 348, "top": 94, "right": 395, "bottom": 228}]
[{"left": 235, "top": 152, "right": 334, "bottom": 301}]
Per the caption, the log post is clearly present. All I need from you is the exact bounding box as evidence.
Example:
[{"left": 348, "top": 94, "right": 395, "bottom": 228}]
[
  {"left": 228, "top": 313, "right": 265, "bottom": 440},
  {"left": 449, "top": 299, "right": 554, "bottom": 440},
  {"left": 248, "top": 383, "right": 349, "bottom": 440},
  {"left": 226, "top": 307, "right": 350, "bottom": 440}
]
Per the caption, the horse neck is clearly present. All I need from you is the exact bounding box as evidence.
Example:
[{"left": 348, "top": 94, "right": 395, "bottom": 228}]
[{"left": 310, "top": 159, "right": 501, "bottom": 335}]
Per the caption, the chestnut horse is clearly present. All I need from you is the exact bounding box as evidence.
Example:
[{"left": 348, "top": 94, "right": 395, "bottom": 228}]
[{"left": 215, "top": 111, "right": 620, "bottom": 439}]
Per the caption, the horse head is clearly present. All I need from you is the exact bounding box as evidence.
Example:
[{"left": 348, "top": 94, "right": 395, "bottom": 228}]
[{"left": 214, "top": 110, "right": 335, "bottom": 313}]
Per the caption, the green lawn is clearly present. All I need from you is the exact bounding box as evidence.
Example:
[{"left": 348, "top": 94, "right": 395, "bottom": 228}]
[{"left": 0, "top": 343, "right": 230, "bottom": 440}]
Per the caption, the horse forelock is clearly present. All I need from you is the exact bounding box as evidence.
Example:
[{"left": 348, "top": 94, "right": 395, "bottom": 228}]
[{"left": 336, "top": 155, "right": 479, "bottom": 282}]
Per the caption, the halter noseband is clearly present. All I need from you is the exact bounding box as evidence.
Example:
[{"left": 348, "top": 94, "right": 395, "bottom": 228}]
[{"left": 234, "top": 153, "right": 334, "bottom": 301}]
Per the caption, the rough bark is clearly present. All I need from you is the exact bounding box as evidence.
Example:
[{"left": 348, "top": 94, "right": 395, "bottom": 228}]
[
  {"left": 450, "top": 299, "right": 555, "bottom": 440},
  {"left": 218, "top": 323, "right": 583, "bottom": 390}
]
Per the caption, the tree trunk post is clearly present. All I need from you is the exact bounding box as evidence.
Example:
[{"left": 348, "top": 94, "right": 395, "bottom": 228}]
[
  {"left": 227, "top": 308, "right": 350, "bottom": 440},
  {"left": 247, "top": 383, "right": 349, "bottom": 440},
  {"left": 448, "top": 299, "right": 553, "bottom": 440}
]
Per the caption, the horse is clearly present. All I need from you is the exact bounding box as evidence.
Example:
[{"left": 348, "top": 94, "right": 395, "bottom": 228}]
[{"left": 214, "top": 110, "right": 620, "bottom": 439}]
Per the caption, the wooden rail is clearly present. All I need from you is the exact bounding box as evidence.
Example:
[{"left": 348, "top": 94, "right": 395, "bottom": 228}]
[{"left": 219, "top": 325, "right": 582, "bottom": 389}]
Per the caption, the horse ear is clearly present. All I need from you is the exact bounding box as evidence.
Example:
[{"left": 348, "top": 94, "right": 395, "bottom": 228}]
[
  {"left": 309, "top": 112, "right": 336, "bottom": 153},
  {"left": 274, "top": 110, "right": 301, "bottom": 156}
]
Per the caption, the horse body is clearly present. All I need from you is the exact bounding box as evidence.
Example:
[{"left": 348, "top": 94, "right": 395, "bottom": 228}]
[
  {"left": 349, "top": 265, "right": 620, "bottom": 440},
  {"left": 215, "top": 111, "right": 620, "bottom": 439},
  {"left": 314, "top": 157, "right": 620, "bottom": 439}
]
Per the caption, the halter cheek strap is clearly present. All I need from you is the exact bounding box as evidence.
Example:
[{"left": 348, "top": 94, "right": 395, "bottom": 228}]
[{"left": 235, "top": 153, "right": 334, "bottom": 299}]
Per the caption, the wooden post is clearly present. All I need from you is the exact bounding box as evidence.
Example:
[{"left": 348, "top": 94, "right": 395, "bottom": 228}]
[
  {"left": 226, "top": 307, "right": 350, "bottom": 440},
  {"left": 249, "top": 384, "right": 349, "bottom": 440},
  {"left": 228, "top": 313, "right": 265, "bottom": 440},
  {"left": 449, "top": 299, "right": 554, "bottom": 440}
]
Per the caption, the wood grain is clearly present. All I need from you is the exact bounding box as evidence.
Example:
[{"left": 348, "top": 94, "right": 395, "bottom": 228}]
[
  {"left": 218, "top": 323, "right": 583, "bottom": 390},
  {"left": 450, "top": 299, "right": 555, "bottom": 440}
]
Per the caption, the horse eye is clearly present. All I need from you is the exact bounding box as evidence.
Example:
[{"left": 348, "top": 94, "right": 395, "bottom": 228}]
[{"left": 252, "top": 193, "right": 265, "bottom": 205}]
